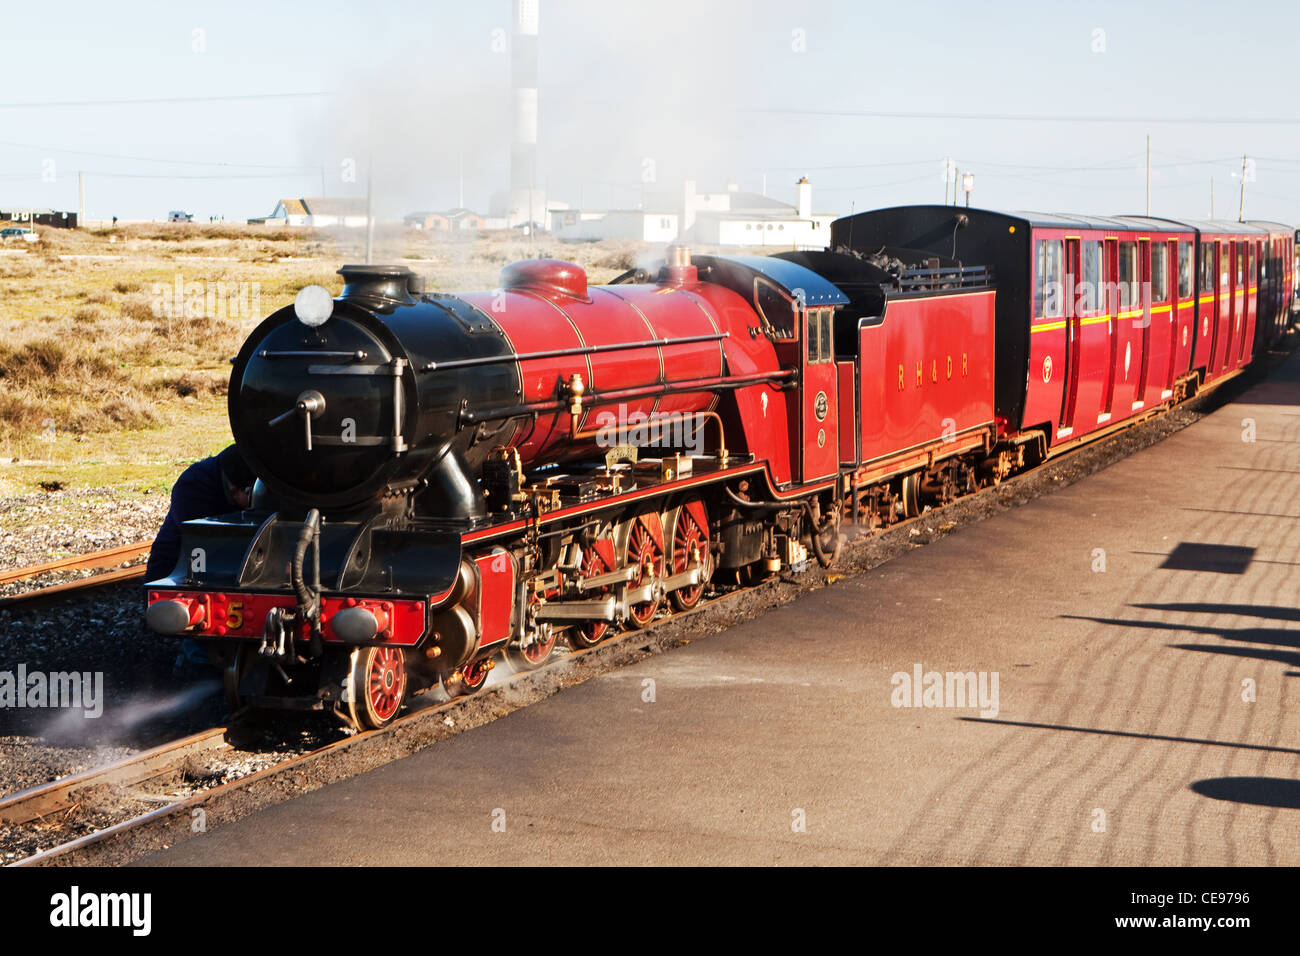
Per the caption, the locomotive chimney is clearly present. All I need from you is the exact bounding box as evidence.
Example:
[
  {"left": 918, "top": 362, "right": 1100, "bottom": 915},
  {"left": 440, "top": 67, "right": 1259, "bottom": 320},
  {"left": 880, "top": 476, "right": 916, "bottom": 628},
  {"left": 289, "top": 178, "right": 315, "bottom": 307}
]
[
  {"left": 796, "top": 176, "right": 812, "bottom": 220},
  {"left": 663, "top": 244, "right": 696, "bottom": 285},
  {"left": 338, "top": 264, "right": 419, "bottom": 304}
]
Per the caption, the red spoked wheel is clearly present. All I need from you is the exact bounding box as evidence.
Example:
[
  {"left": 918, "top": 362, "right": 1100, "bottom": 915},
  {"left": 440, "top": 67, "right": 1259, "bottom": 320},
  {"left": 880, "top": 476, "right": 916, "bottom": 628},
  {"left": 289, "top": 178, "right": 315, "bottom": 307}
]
[
  {"left": 504, "top": 591, "right": 559, "bottom": 672},
  {"left": 568, "top": 544, "right": 611, "bottom": 649},
  {"left": 669, "top": 502, "right": 710, "bottom": 611},
  {"left": 624, "top": 514, "right": 664, "bottom": 629},
  {"left": 447, "top": 657, "right": 492, "bottom": 697},
  {"left": 347, "top": 645, "right": 407, "bottom": 730}
]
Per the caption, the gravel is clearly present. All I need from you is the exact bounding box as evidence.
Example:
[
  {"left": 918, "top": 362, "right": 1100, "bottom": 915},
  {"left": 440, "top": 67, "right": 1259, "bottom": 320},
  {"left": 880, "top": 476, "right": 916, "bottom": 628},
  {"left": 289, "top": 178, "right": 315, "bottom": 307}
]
[{"left": 0, "top": 488, "right": 171, "bottom": 572}]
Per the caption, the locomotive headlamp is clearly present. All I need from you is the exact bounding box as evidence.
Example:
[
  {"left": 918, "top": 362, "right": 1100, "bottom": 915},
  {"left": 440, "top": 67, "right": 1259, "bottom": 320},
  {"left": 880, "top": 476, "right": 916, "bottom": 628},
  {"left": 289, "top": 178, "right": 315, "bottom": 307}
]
[{"left": 294, "top": 284, "right": 334, "bottom": 328}]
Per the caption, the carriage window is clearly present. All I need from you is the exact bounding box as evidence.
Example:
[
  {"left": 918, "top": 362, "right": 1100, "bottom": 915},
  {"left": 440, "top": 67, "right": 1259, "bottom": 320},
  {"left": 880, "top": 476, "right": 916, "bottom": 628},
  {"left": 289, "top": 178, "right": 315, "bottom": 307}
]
[
  {"left": 1236, "top": 243, "right": 1245, "bottom": 283},
  {"left": 820, "top": 309, "right": 834, "bottom": 362},
  {"left": 1151, "top": 243, "right": 1168, "bottom": 303},
  {"left": 1118, "top": 242, "right": 1138, "bottom": 310},
  {"left": 806, "top": 309, "right": 819, "bottom": 363},
  {"left": 754, "top": 278, "right": 797, "bottom": 340},
  {"left": 1220, "top": 248, "right": 1230, "bottom": 290},
  {"left": 1178, "top": 241, "right": 1193, "bottom": 298},
  {"left": 1034, "top": 239, "right": 1063, "bottom": 318},
  {"left": 1081, "top": 241, "right": 1102, "bottom": 313}
]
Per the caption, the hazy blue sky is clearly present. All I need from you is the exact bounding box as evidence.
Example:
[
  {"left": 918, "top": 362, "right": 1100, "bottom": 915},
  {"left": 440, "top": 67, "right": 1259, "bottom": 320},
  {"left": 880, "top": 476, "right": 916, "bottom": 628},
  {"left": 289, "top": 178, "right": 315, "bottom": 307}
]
[{"left": 2, "top": 0, "right": 1297, "bottom": 224}]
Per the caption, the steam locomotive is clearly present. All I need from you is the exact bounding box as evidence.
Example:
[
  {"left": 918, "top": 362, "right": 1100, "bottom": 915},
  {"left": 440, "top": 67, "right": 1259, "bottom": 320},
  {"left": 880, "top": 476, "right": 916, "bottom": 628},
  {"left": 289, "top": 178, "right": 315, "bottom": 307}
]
[{"left": 145, "top": 205, "right": 1297, "bottom": 729}]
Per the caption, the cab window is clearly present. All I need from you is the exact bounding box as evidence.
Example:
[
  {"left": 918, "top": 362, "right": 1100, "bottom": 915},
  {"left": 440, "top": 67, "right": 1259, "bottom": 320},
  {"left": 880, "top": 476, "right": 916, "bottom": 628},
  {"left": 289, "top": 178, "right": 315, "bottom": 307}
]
[{"left": 753, "top": 278, "right": 797, "bottom": 340}]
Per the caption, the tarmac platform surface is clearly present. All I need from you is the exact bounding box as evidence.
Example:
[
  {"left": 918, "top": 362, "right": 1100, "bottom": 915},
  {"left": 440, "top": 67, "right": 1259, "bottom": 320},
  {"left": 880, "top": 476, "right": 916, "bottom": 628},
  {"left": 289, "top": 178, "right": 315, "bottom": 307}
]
[{"left": 143, "top": 349, "right": 1300, "bottom": 866}]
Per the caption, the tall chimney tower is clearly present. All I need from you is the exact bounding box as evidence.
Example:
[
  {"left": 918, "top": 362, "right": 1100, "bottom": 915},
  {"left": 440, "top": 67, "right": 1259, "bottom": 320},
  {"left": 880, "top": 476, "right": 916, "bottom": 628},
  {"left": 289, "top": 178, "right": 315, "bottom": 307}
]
[
  {"left": 796, "top": 176, "right": 812, "bottom": 220},
  {"left": 510, "top": 0, "right": 541, "bottom": 227}
]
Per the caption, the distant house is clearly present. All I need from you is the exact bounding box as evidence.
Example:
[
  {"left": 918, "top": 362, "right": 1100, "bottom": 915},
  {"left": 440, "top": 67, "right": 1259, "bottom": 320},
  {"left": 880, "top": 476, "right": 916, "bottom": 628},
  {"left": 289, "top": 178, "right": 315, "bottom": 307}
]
[
  {"left": 0, "top": 207, "right": 78, "bottom": 229},
  {"left": 552, "top": 210, "right": 679, "bottom": 243},
  {"left": 550, "top": 178, "right": 835, "bottom": 249},
  {"left": 404, "top": 208, "right": 486, "bottom": 232},
  {"left": 254, "top": 197, "right": 368, "bottom": 228}
]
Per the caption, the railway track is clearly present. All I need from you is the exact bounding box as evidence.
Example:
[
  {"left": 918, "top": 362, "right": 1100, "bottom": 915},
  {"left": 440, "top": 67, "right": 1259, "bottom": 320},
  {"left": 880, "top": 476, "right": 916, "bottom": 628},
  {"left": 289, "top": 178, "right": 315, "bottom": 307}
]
[
  {"left": 6, "top": 576, "right": 765, "bottom": 866},
  {"left": 0, "top": 727, "right": 230, "bottom": 827},
  {"left": 0, "top": 541, "right": 150, "bottom": 611}
]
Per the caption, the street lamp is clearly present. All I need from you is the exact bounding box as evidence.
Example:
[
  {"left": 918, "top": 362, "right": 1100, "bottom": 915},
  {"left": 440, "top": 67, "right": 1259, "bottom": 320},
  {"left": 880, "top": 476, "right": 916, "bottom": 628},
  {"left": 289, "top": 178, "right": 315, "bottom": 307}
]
[{"left": 962, "top": 172, "right": 974, "bottom": 208}]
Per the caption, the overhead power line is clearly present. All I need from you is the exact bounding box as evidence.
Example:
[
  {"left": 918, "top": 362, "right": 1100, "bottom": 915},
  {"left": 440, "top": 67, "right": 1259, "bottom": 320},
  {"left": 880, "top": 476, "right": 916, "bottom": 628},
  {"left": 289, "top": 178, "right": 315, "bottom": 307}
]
[
  {"left": 751, "top": 107, "right": 1300, "bottom": 127},
  {"left": 0, "top": 139, "right": 319, "bottom": 170},
  {"left": 0, "top": 91, "right": 334, "bottom": 110}
]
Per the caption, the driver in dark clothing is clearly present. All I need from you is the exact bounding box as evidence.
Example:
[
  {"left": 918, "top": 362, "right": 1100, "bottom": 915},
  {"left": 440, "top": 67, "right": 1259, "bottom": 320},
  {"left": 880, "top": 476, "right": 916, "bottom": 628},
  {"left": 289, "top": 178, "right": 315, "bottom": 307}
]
[
  {"left": 146, "top": 446, "right": 255, "bottom": 581},
  {"left": 147, "top": 445, "right": 255, "bottom": 675}
]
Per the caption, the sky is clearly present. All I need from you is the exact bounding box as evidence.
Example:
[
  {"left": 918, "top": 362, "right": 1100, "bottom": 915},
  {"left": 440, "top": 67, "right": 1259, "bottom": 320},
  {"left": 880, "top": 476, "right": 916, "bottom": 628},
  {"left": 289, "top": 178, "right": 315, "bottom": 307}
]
[{"left": 1, "top": 0, "right": 1298, "bottom": 225}]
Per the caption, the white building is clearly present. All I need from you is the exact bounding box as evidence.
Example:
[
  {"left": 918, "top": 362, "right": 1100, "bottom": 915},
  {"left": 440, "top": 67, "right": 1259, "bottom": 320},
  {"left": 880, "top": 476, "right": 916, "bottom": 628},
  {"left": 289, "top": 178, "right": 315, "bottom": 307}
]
[
  {"left": 683, "top": 178, "right": 834, "bottom": 249},
  {"left": 257, "top": 197, "right": 369, "bottom": 228},
  {"left": 551, "top": 209, "right": 679, "bottom": 243},
  {"left": 549, "top": 178, "right": 835, "bottom": 248}
]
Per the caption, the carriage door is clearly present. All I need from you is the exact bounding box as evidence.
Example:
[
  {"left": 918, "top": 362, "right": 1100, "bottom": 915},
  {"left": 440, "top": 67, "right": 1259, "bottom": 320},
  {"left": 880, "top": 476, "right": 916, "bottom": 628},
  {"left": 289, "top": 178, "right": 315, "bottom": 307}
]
[
  {"left": 1166, "top": 240, "right": 1183, "bottom": 394},
  {"left": 1241, "top": 243, "right": 1256, "bottom": 363},
  {"left": 1060, "top": 238, "right": 1082, "bottom": 429},
  {"left": 1196, "top": 240, "right": 1216, "bottom": 371},
  {"left": 1101, "top": 238, "right": 1120, "bottom": 418},
  {"left": 1222, "top": 243, "right": 1238, "bottom": 370},
  {"left": 801, "top": 306, "right": 839, "bottom": 483},
  {"left": 1135, "top": 238, "right": 1152, "bottom": 404}
]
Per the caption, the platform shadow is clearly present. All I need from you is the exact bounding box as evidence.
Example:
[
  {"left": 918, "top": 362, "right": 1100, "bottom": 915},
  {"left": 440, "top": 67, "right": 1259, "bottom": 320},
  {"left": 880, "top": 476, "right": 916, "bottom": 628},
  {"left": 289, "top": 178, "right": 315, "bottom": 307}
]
[
  {"left": 960, "top": 717, "right": 1300, "bottom": 756},
  {"left": 1191, "top": 777, "right": 1300, "bottom": 810},
  {"left": 1061, "top": 614, "right": 1300, "bottom": 650},
  {"left": 1169, "top": 643, "right": 1300, "bottom": 669},
  {"left": 1158, "top": 543, "right": 1255, "bottom": 574},
  {"left": 1132, "top": 602, "right": 1300, "bottom": 623}
]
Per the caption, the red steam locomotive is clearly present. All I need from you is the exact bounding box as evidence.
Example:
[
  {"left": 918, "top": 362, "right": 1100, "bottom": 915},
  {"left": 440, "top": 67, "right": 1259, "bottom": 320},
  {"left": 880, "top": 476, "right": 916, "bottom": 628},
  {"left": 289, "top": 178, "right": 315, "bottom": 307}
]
[{"left": 144, "top": 205, "right": 1297, "bottom": 729}]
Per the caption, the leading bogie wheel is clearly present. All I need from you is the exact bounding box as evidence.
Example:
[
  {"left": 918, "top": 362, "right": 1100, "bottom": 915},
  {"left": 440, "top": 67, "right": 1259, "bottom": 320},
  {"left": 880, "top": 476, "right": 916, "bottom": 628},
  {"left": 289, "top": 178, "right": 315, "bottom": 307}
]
[
  {"left": 347, "top": 645, "right": 407, "bottom": 730},
  {"left": 446, "top": 657, "right": 492, "bottom": 697},
  {"left": 223, "top": 643, "right": 253, "bottom": 714},
  {"left": 503, "top": 625, "right": 557, "bottom": 672}
]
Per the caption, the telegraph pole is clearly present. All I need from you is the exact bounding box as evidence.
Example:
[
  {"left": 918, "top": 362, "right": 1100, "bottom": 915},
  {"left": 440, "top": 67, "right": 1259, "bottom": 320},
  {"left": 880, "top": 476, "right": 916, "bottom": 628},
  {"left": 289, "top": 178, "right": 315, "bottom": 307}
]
[
  {"left": 1237, "top": 154, "right": 1248, "bottom": 222},
  {"left": 78, "top": 171, "right": 85, "bottom": 227},
  {"left": 364, "top": 153, "right": 374, "bottom": 265}
]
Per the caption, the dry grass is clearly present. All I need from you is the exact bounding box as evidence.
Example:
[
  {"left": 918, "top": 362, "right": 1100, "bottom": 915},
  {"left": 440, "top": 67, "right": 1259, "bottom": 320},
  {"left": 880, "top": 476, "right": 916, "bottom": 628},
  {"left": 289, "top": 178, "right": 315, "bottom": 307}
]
[{"left": 0, "top": 223, "right": 767, "bottom": 496}]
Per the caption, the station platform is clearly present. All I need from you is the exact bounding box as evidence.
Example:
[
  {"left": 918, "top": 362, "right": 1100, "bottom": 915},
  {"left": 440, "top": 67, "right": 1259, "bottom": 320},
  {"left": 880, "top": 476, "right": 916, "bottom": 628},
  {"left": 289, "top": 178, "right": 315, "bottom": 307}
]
[{"left": 142, "top": 348, "right": 1300, "bottom": 866}]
